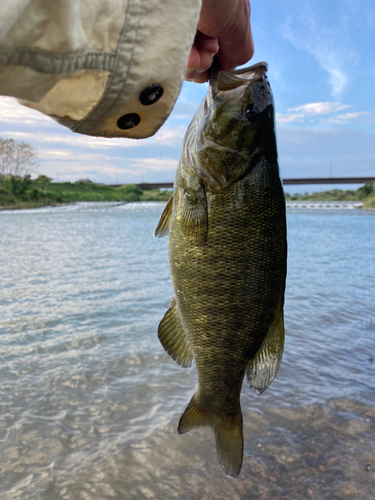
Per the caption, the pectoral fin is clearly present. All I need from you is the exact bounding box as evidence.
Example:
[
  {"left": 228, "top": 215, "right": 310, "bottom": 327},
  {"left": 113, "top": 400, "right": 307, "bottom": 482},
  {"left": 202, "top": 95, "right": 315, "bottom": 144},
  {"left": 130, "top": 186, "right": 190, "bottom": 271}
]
[
  {"left": 154, "top": 194, "right": 173, "bottom": 238},
  {"left": 246, "top": 308, "right": 285, "bottom": 394},
  {"left": 158, "top": 299, "right": 194, "bottom": 368},
  {"left": 178, "top": 176, "right": 208, "bottom": 246}
]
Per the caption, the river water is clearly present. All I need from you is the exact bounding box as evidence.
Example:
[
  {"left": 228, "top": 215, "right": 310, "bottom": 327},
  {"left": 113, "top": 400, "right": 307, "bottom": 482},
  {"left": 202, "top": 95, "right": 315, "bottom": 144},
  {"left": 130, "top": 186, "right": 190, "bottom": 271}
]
[{"left": 0, "top": 202, "right": 374, "bottom": 499}]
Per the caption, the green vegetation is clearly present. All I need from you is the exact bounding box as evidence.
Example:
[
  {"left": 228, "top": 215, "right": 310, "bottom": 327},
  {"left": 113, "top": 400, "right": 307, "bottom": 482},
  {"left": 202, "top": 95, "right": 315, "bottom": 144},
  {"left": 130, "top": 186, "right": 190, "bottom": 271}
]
[
  {"left": 356, "top": 181, "right": 375, "bottom": 209},
  {"left": 1, "top": 174, "right": 374, "bottom": 211},
  {"left": 284, "top": 182, "right": 375, "bottom": 210},
  {"left": 0, "top": 176, "right": 171, "bottom": 209},
  {"left": 285, "top": 188, "right": 356, "bottom": 201},
  {"left": 139, "top": 188, "right": 172, "bottom": 202}
]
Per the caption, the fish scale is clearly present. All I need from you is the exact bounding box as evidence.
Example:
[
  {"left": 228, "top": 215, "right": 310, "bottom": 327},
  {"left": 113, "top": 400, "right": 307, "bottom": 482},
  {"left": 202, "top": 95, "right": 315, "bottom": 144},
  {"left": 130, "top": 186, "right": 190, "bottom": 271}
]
[{"left": 155, "top": 62, "right": 287, "bottom": 478}]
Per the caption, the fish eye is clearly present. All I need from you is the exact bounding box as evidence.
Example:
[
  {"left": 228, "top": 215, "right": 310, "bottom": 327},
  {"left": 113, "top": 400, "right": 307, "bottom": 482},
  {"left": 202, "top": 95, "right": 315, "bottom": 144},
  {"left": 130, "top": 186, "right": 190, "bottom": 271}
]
[{"left": 245, "top": 103, "right": 261, "bottom": 122}]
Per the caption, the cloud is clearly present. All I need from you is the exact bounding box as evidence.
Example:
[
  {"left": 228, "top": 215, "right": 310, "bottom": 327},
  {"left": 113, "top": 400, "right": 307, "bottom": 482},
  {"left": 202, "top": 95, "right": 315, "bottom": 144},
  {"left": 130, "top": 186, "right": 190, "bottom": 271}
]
[
  {"left": 288, "top": 102, "right": 350, "bottom": 115},
  {"left": 1, "top": 125, "right": 186, "bottom": 152},
  {"left": 316, "top": 58, "right": 348, "bottom": 98},
  {"left": 280, "top": 25, "right": 348, "bottom": 98},
  {"left": 0, "top": 93, "right": 187, "bottom": 156},
  {"left": 0, "top": 97, "right": 55, "bottom": 127},
  {"left": 0, "top": 108, "right": 185, "bottom": 183},
  {"left": 40, "top": 125, "right": 373, "bottom": 184},
  {"left": 168, "top": 101, "right": 200, "bottom": 120},
  {"left": 128, "top": 157, "right": 178, "bottom": 172},
  {"left": 152, "top": 127, "right": 186, "bottom": 147},
  {"left": 57, "top": 163, "right": 123, "bottom": 177},
  {"left": 1, "top": 130, "right": 144, "bottom": 149},
  {"left": 329, "top": 111, "right": 370, "bottom": 124},
  {"left": 279, "top": 4, "right": 357, "bottom": 98},
  {"left": 276, "top": 125, "right": 375, "bottom": 178},
  {"left": 0, "top": 97, "right": 186, "bottom": 146},
  {"left": 49, "top": 165, "right": 128, "bottom": 183},
  {"left": 36, "top": 156, "right": 140, "bottom": 183},
  {"left": 46, "top": 157, "right": 179, "bottom": 184},
  {"left": 37, "top": 149, "right": 121, "bottom": 162},
  {"left": 277, "top": 102, "right": 351, "bottom": 124},
  {"left": 276, "top": 113, "right": 305, "bottom": 124}
]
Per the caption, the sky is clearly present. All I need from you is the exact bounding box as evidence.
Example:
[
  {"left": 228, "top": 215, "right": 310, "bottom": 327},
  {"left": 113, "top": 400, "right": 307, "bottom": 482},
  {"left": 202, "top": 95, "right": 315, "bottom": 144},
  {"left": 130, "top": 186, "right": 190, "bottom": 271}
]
[{"left": 0, "top": 0, "right": 374, "bottom": 193}]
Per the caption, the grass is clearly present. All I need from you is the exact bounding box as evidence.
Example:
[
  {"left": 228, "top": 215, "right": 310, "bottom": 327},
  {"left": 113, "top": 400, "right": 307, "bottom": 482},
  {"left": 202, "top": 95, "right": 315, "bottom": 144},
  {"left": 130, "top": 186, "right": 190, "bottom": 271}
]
[
  {"left": 284, "top": 182, "right": 375, "bottom": 210},
  {"left": 0, "top": 177, "right": 171, "bottom": 209},
  {"left": 284, "top": 188, "right": 357, "bottom": 202},
  {"left": 1, "top": 176, "right": 374, "bottom": 211}
]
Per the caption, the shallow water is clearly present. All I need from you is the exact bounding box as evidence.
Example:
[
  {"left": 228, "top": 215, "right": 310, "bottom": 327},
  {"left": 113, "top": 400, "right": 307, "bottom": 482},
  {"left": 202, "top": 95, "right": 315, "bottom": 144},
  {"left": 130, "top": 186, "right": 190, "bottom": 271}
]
[{"left": 0, "top": 202, "right": 374, "bottom": 499}]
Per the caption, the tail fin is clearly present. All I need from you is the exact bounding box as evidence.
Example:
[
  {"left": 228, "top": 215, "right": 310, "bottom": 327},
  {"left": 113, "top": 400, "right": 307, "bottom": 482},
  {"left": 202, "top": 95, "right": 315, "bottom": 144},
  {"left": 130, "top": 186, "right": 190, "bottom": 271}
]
[
  {"left": 215, "top": 417, "right": 244, "bottom": 478},
  {"left": 178, "top": 394, "right": 244, "bottom": 478}
]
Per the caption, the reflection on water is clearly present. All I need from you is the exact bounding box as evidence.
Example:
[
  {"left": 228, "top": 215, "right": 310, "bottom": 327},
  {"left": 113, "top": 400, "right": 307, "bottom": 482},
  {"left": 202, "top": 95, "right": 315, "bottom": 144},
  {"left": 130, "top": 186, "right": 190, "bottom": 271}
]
[{"left": 0, "top": 202, "right": 374, "bottom": 499}]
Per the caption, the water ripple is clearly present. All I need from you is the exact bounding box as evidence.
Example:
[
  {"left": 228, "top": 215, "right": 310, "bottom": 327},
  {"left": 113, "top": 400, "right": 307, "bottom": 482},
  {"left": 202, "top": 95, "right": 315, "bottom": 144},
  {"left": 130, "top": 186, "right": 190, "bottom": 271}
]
[{"left": 0, "top": 203, "right": 374, "bottom": 498}]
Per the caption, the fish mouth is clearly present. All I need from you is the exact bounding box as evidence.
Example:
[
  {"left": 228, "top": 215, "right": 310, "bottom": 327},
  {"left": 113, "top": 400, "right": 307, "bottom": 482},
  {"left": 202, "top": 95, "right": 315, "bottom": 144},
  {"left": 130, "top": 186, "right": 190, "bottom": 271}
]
[{"left": 210, "top": 61, "right": 268, "bottom": 93}]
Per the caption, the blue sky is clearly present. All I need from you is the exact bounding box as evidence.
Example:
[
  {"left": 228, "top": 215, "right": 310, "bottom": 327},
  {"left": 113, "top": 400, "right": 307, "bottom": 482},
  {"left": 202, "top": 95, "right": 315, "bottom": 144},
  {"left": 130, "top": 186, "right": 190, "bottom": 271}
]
[{"left": 0, "top": 0, "right": 374, "bottom": 192}]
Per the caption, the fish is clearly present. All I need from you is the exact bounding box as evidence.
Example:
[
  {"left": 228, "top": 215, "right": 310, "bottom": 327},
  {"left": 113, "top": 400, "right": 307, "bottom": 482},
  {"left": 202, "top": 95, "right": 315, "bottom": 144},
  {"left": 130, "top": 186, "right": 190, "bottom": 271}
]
[{"left": 154, "top": 61, "right": 287, "bottom": 478}]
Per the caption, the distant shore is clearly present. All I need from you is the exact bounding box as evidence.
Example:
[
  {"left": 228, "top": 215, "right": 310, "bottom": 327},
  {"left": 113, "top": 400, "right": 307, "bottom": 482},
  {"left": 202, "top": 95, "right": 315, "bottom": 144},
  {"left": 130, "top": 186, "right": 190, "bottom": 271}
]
[
  {"left": 1, "top": 177, "right": 374, "bottom": 211},
  {"left": 285, "top": 185, "right": 375, "bottom": 210},
  {"left": 0, "top": 178, "right": 171, "bottom": 211}
]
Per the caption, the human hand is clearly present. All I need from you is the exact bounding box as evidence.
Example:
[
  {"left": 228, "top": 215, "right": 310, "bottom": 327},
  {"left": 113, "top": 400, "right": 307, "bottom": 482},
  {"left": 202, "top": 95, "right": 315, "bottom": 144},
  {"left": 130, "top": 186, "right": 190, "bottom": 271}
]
[{"left": 185, "top": 0, "right": 254, "bottom": 83}]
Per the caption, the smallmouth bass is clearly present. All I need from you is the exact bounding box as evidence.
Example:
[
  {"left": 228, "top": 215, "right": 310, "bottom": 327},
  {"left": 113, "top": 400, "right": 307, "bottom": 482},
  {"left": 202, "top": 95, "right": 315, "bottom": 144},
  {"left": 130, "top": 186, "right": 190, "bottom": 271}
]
[{"left": 155, "top": 62, "right": 287, "bottom": 478}]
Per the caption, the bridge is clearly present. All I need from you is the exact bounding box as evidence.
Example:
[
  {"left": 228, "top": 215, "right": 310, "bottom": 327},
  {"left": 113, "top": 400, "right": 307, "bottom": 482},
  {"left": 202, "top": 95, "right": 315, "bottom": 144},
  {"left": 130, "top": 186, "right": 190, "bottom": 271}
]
[{"left": 118, "top": 176, "right": 375, "bottom": 190}]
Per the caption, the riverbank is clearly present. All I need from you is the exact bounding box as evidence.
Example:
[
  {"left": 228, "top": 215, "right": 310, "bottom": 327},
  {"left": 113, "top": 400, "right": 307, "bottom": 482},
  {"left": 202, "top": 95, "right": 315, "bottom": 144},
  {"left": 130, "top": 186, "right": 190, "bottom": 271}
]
[
  {"left": 284, "top": 184, "right": 375, "bottom": 210},
  {"left": 0, "top": 178, "right": 171, "bottom": 210},
  {"left": 1, "top": 177, "right": 374, "bottom": 210}
]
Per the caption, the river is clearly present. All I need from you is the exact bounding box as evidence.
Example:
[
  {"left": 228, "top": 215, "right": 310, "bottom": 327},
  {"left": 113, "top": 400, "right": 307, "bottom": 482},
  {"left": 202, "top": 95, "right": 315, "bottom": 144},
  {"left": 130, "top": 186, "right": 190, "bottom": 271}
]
[{"left": 0, "top": 202, "right": 374, "bottom": 499}]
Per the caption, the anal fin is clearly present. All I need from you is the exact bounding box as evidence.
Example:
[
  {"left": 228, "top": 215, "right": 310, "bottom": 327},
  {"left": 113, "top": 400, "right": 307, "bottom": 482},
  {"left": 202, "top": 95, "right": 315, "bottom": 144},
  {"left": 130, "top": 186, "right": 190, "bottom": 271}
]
[
  {"left": 246, "top": 307, "right": 285, "bottom": 394},
  {"left": 158, "top": 299, "right": 194, "bottom": 368}
]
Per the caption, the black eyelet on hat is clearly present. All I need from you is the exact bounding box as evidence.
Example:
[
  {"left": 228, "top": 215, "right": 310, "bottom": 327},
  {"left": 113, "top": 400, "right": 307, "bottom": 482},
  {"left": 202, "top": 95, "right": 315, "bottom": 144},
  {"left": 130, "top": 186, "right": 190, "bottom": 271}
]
[
  {"left": 140, "top": 84, "right": 164, "bottom": 106},
  {"left": 117, "top": 113, "right": 141, "bottom": 130}
]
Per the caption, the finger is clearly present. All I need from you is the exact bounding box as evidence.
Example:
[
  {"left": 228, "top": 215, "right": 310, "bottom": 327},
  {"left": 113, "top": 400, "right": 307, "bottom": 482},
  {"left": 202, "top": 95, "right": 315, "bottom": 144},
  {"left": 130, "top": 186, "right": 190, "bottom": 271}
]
[
  {"left": 195, "top": 0, "right": 254, "bottom": 72},
  {"left": 186, "top": 44, "right": 200, "bottom": 74},
  {"left": 187, "top": 33, "right": 218, "bottom": 72},
  {"left": 186, "top": 45, "right": 207, "bottom": 81},
  {"left": 185, "top": 34, "right": 218, "bottom": 83},
  {"left": 195, "top": 33, "right": 219, "bottom": 56},
  {"left": 217, "top": 26, "right": 254, "bottom": 71},
  {"left": 186, "top": 69, "right": 209, "bottom": 83},
  {"left": 185, "top": 49, "right": 213, "bottom": 82}
]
